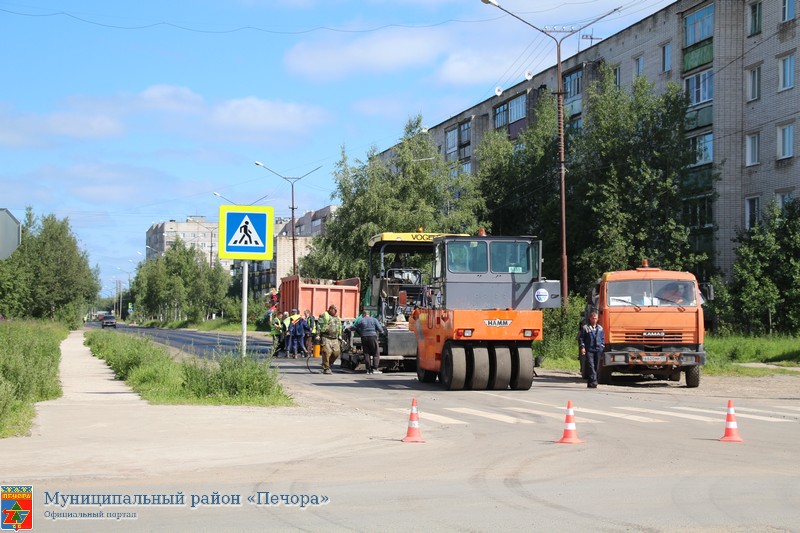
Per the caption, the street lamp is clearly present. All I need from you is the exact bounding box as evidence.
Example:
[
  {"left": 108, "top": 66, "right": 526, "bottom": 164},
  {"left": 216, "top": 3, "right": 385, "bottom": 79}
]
[
  {"left": 480, "top": 0, "right": 618, "bottom": 308},
  {"left": 254, "top": 161, "right": 321, "bottom": 275}
]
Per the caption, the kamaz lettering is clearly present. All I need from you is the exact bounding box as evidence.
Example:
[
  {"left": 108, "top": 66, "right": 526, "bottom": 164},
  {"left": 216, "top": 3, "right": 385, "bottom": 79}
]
[
  {"left": 484, "top": 319, "right": 512, "bottom": 327},
  {"left": 642, "top": 331, "right": 665, "bottom": 337}
]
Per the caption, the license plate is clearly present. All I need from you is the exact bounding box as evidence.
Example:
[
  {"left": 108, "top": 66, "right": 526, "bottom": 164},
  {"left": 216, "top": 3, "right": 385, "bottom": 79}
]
[{"left": 642, "top": 355, "right": 666, "bottom": 363}]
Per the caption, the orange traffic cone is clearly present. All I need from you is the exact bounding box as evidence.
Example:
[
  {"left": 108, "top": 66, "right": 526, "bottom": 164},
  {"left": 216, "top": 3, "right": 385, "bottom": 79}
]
[
  {"left": 556, "top": 400, "right": 584, "bottom": 444},
  {"left": 720, "top": 399, "right": 744, "bottom": 442},
  {"left": 402, "top": 398, "right": 425, "bottom": 443}
]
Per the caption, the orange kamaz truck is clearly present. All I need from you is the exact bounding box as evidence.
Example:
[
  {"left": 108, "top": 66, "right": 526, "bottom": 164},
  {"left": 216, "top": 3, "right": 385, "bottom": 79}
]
[{"left": 586, "top": 261, "right": 707, "bottom": 387}]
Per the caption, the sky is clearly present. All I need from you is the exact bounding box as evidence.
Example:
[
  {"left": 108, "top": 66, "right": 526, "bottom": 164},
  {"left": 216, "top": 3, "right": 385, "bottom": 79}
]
[{"left": 0, "top": 0, "right": 675, "bottom": 295}]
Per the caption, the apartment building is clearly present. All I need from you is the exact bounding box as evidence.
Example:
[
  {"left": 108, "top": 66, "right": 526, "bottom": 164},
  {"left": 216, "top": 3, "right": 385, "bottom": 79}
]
[
  {"left": 145, "top": 216, "right": 234, "bottom": 271},
  {"left": 420, "top": 0, "right": 798, "bottom": 278}
]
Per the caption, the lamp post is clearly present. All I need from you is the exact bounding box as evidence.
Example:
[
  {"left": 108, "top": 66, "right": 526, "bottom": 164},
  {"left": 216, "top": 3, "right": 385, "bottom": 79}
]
[
  {"left": 254, "top": 161, "right": 321, "bottom": 275},
  {"left": 480, "top": 0, "right": 618, "bottom": 308}
]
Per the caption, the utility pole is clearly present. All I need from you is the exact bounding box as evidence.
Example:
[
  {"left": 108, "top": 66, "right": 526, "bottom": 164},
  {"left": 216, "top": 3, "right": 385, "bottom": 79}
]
[{"left": 480, "top": 0, "right": 620, "bottom": 309}]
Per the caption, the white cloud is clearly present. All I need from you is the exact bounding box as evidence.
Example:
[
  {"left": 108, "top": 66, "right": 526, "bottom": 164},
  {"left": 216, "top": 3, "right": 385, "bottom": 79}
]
[
  {"left": 285, "top": 27, "right": 448, "bottom": 79},
  {"left": 47, "top": 112, "right": 125, "bottom": 139},
  {"left": 0, "top": 105, "right": 124, "bottom": 147},
  {"left": 209, "top": 96, "right": 330, "bottom": 141},
  {"left": 139, "top": 85, "right": 204, "bottom": 113}
]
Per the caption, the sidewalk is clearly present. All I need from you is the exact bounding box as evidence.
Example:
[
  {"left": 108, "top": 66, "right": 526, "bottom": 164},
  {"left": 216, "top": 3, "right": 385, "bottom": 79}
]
[{"left": 0, "top": 330, "right": 392, "bottom": 483}]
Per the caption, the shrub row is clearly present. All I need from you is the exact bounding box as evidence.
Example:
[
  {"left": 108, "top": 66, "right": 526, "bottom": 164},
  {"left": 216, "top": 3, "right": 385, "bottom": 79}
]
[
  {"left": 84, "top": 330, "right": 291, "bottom": 406},
  {"left": 0, "top": 320, "right": 67, "bottom": 437}
]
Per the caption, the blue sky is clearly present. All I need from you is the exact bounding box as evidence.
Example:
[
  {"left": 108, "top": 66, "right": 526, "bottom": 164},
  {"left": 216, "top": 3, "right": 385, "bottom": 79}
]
[{"left": 1, "top": 0, "right": 673, "bottom": 295}]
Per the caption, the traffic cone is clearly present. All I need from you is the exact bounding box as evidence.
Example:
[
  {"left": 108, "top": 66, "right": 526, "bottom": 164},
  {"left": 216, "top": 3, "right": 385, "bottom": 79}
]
[
  {"left": 556, "top": 400, "right": 584, "bottom": 444},
  {"left": 402, "top": 398, "right": 425, "bottom": 443},
  {"left": 720, "top": 399, "right": 744, "bottom": 442}
]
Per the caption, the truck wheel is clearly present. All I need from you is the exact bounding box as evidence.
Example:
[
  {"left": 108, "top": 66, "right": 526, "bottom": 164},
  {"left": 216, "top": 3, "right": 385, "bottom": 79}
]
[
  {"left": 416, "top": 356, "right": 438, "bottom": 383},
  {"left": 668, "top": 371, "right": 681, "bottom": 382},
  {"left": 510, "top": 346, "right": 534, "bottom": 390},
  {"left": 468, "top": 346, "right": 490, "bottom": 390},
  {"left": 685, "top": 366, "right": 701, "bottom": 388},
  {"left": 440, "top": 343, "right": 466, "bottom": 390},
  {"left": 488, "top": 346, "right": 512, "bottom": 390}
]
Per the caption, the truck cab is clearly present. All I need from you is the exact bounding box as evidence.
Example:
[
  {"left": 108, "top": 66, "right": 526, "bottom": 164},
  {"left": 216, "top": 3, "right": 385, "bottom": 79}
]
[{"left": 589, "top": 261, "right": 707, "bottom": 387}]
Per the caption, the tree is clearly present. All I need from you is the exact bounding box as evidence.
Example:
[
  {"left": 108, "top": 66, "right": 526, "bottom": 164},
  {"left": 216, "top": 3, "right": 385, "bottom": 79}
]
[
  {"left": 301, "top": 116, "right": 487, "bottom": 281},
  {"left": 568, "top": 65, "right": 705, "bottom": 293},
  {"left": 475, "top": 89, "right": 561, "bottom": 278},
  {"left": 0, "top": 208, "right": 99, "bottom": 326},
  {"left": 726, "top": 199, "right": 800, "bottom": 334},
  {"left": 130, "top": 238, "right": 231, "bottom": 323}
]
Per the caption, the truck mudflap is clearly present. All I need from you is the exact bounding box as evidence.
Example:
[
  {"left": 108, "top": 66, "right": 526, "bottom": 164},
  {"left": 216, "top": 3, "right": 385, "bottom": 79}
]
[{"left": 603, "top": 351, "right": 706, "bottom": 368}]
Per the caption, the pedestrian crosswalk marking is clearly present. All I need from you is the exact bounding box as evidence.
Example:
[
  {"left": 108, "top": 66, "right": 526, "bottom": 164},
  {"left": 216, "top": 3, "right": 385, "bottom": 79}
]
[
  {"left": 477, "top": 392, "right": 664, "bottom": 423},
  {"left": 774, "top": 406, "right": 800, "bottom": 412},
  {"left": 673, "top": 406, "right": 793, "bottom": 422},
  {"left": 445, "top": 407, "right": 534, "bottom": 424},
  {"left": 505, "top": 407, "right": 602, "bottom": 423},
  {"left": 388, "top": 408, "right": 467, "bottom": 425},
  {"left": 617, "top": 406, "right": 718, "bottom": 422}
]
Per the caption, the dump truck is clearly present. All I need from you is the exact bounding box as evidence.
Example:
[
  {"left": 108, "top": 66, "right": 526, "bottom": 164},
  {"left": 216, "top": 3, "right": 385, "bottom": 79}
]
[
  {"left": 278, "top": 275, "right": 360, "bottom": 322},
  {"left": 586, "top": 260, "right": 707, "bottom": 387},
  {"left": 408, "top": 232, "right": 560, "bottom": 390}
]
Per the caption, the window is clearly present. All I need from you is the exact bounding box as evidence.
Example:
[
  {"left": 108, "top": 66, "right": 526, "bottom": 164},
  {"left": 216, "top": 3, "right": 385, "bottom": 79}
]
[
  {"left": 445, "top": 127, "right": 458, "bottom": 161},
  {"left": 749, "top": 2, "right": 762, "bottom": 35},
  {"left": 684, "top": 4, "right": 714, "bottom": 47},
  {"left": 777, "top": 191, "right": 794, "bottom": 209},
  {"left": 779, "top": 54, "right": 795, "bottom": 90},
  {"left": 745, "top": 196, "right": 760, "bottom": 230},
  {"left": 685, "top": 69, "right": 714, "bottom": 105},
  {"left": 683, "top": 194, "right": 714, "bottom": 229},
  {"left": 447, "top": 241, "right": 487, "bottom": 273},
  {"left": 458, "top": 121, "right": 472, "bottom": 160},
  {"left": 459, "top": 120, "right": 471, "bottom": 145},
  {"left": 495, "top": 94, "right": 526, "bottom": 128},
  {"left": 447, "top": 121, "right": 472, "bottom": 163},
  {"left": 783, "top": 0, "right": 795, "bottom": 21},
  {"left": 778, "top": 124, "right": 794, "bottom": 159},
  {"left": 745, "top": 133, "right": 760, "bottom": 166},
  {"left": 747, "top": 66, "right": 761, "bottom": 101},
  {"left": 494, "top": 102, "right": 508, "bottom": 129},
  {"left": 563, "top": 70, "right": 583, "bottom": 100},
  {"left": 489, "top": 241, "right": 531, "bottom": 274},
  {"left": 613, "top": 66, "right": 621, "bottom": 88},
  {"left": 661, "top": 43, "right": 671, "bottom": 72},
  {"left": 689, "top": 132, "right": 713, "bottom": 165},
  {"left": 508, "top": 94, "right": 526, "bottom": 123},
  {"left": 634, "top": 56, "right": 644, "bottom": 78}
]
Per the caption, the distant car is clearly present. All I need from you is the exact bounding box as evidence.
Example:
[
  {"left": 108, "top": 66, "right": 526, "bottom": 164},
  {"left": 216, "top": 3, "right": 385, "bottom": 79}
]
[{"left": 101, "top": 315, "right": 117, "bottom": 328}]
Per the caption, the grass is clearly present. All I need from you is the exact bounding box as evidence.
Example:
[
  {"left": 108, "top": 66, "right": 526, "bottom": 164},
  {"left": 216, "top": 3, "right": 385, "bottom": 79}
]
[
  {"left": 704, "top": 334, "right": 800, "bottom": 376},
  {"left": 0, "top": 320, "right": 68, "bottom": 437},
  {"left": 535, "top": 334, "right": 800, "bottom": 376},
  {"left": 84, "top": 330, "right": 292, "bottom": 406}
]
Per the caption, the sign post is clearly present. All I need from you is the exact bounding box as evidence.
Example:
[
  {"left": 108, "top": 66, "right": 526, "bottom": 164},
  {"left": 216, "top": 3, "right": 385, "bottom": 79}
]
[{"left": 218, "top": 205, "right": 274, "bottom": 355}]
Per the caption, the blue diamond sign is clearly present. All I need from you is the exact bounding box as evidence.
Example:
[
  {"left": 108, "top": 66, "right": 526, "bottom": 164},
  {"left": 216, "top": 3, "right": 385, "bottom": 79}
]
[{"left": 218, "top": 205, "right": 274, "bottom": 260}]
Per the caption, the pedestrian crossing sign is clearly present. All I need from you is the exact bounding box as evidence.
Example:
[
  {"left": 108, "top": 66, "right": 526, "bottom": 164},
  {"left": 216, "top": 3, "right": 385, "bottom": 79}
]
[{"left": 218, "top": 205, "right": 274, "bottom": 260}]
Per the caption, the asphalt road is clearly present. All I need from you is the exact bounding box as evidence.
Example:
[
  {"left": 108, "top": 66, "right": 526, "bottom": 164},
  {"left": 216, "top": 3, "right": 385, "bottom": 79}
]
[{"left": 1, "top": 329, "right": 799, "bottom": 532}]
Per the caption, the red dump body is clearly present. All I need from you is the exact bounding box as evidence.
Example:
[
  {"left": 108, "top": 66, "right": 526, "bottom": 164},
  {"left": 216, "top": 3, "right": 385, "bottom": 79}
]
[{"left": 278, "top": 275, "right": 360, "bottom": 321}]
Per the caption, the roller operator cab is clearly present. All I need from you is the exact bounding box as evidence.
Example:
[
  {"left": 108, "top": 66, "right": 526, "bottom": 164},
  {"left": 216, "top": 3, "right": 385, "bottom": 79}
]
[
  {"left": 588, "top": 260, "right": 708, "bottom": 388},
  {"left": 409, "top": 234, "right": 560, "bottom": 391}
]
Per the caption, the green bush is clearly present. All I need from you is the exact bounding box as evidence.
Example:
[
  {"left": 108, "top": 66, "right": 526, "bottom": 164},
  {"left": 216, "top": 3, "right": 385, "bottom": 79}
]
[
  {"left": 0, "top": 320, "right": 67, "bottom": 437},
  {"left": 85, "top": 330, "right": 291, "bottom": 406}
]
